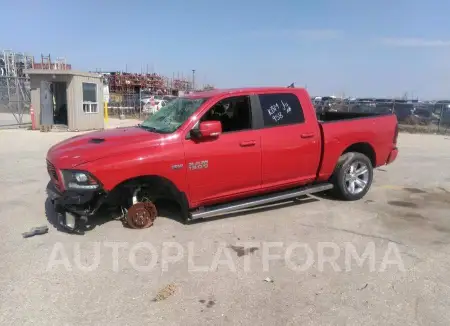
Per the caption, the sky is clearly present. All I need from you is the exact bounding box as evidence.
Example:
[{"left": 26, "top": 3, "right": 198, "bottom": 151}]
[{"left": 3, "top": 0, "right": 450, "bottom": 99}]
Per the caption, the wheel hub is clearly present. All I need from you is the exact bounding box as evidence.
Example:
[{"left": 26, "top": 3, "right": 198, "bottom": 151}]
[
  {"left": 344, "top": 161, "right": 369, "bottom": 195},
  {"left": 126, "top": 202, "right": 157, "bottom": 229}
]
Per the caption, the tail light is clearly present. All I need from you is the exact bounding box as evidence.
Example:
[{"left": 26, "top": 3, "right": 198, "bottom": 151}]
[{"left": 393, "top": 123, "right": 399, "bottom": 145}]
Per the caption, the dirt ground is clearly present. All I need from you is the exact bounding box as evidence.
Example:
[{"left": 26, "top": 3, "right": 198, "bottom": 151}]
[{"left": 1, "top": 127, "right": 450, "bottom": 326}]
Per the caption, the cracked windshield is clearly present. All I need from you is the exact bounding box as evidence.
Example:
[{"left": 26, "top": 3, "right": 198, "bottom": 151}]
[{"left": 140, "top": 97, "right": 208, "bottom": 133}]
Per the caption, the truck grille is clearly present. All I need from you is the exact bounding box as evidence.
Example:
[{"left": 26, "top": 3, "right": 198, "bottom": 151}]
[{"left": 46, "top": 160, "right": 58, "bottom": 181}]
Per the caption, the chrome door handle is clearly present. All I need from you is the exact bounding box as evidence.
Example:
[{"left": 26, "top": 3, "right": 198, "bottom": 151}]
[{"left": 240, "top": 140, "right": 256, "bottom": 147}]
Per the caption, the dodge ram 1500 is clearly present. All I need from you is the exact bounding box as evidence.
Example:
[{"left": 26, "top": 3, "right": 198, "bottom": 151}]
[{"left": 46, "top": 87, "right": 398, "bottom": 233}]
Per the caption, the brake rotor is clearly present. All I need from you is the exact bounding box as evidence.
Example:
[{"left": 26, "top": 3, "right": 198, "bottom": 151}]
[{"left": 126, "top": 202, "right": 158, "bottom": 229}]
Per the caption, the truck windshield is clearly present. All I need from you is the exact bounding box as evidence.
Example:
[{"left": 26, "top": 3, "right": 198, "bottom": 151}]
[{"left": 140, "top": 97, "right": 208, "bottom": 133}]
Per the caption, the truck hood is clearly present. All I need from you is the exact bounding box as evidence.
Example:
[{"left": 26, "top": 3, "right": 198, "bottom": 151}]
[{"left": 47, "top": 127, "right": 164, "bottom": 168}]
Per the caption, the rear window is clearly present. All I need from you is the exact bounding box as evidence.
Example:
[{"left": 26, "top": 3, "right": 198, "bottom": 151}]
[{"left": 258, "top": 93, "right": 305, "bottom": 127}]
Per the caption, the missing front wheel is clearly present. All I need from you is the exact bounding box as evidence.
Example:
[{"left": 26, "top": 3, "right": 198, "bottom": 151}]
[{"left": 124, "top": 201, "right": 158, "bottom": 229}]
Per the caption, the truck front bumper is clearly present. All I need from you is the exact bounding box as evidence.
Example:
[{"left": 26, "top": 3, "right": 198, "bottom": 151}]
[{"left": 47, "top": 182, "right": 106, "bottom": 233}]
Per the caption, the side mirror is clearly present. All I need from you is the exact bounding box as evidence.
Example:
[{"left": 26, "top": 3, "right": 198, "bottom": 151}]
[{"left": 192, "top": 121, "right": 222, "bottom": 139}]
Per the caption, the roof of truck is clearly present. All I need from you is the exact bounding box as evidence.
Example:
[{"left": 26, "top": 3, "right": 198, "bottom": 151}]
[{"left": 187, "top": 87, "right": 306, "bottom": 98}]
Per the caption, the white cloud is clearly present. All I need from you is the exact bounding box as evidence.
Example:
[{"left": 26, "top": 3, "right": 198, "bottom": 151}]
[
  {"left": 380, "top": 37, "right": 450, "bottom": 47},
  {"left": 248, "top": 29, "right": 343, "bottom": 41}
]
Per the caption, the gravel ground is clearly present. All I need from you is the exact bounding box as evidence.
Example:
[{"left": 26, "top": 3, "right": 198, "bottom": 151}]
[{"left": 1, "top": 128, "right": 450, "bottom": 326}]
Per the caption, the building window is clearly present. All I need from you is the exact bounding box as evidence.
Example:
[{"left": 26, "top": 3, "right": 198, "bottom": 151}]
[{"left": 82, "top": 83, "right": 98, "bottom": 113}]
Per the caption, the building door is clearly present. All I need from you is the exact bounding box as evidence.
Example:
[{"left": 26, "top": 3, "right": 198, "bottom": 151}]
[{"left": 40, "top": 80, "right": 54, "bottom": 125}]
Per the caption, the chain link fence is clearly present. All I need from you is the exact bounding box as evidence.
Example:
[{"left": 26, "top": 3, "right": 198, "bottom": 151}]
[
  {"left": 314, "top": 99, "right": 450, "bottom": 134},
  {"left": 105, "top": 93, "right": 450, "bottom": 135},
  {"left": 107, "top": 93, "right": 141, "bottom": 119},
  {"left": 0, "top": 76, "right": 31, "bottom": 128},
  {"left": 107, "top": 93, "right": 175, "bottom": 121}
]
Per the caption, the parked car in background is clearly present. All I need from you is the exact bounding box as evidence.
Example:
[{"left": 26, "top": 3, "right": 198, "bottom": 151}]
[
  {"left": 391, "top": 102, "right": 414, "bottom": 122},
  {"left": 349, "top": 98, "right": 377, "bottom": 113},
  {"left": 142, "top": 99, "right": 167, "bottom": 114},
  {"left": 163, "top": 95, "right": 177, "bottom": 102},
  {"left": 412, "top": 102, "right": 435, "bottom": 125},
  {"left": 313, "top": 96, "right": 339, "bottom": 113},
  {"left": 140, "top": 95, "right": 164, "bottom": 105},
  {"left": 357, "top": 98, "right": 377, "bottom": 107},
  {"left": 434, "top": 101, "right": 450, "bottom": 125}
]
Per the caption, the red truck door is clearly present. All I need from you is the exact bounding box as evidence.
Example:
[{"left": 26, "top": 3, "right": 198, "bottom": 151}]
[
  {"left": 183, "top": 95, "right": 262, "bottom": 206},
  {"left": 255, "top": 92, "right": 321, "bottom": 189}
]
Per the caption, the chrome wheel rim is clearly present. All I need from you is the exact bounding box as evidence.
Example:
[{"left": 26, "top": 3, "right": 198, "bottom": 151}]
[{"left": 344, "top": 161, "right": 369, "bottom": 195}]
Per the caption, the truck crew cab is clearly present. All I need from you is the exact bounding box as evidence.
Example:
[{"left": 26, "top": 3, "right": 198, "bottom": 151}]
[{"left": 46, "top": 87, "right": 399, "bottom": 233}]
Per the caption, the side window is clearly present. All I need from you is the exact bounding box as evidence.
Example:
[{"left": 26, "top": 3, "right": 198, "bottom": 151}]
[
  {"left": 82, "top": 82, "right": 98, "bottom": 114},
  {"left": 258, "top": 93, "right": 305, "bottom": 127},
  {"left": 200, "top": 95, "right": 252, "bottom": 133}
]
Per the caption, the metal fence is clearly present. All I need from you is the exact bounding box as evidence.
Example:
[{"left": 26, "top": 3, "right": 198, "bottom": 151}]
[
  {"left": 0, "top": 76, "right": 31, "bottom": 128},
  {"left": 107, "top": 93, "right": 172, "bottom": 120},
  {"left": 107, "top": 93, "right": 142, "bottom": 119},
  {"left": 108, "top": 95, "right": 450, "bottom": 134},
  {"left": 314, "top": 100, "right": 450, "bottom": 133}
]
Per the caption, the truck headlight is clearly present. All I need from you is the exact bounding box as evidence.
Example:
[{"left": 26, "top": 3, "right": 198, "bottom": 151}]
[{"left": 61, "top": 170, "right": 100, "bottom": 190}]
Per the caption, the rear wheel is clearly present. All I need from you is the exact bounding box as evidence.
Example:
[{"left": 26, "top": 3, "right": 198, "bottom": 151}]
[{"left": 331, "top": 152, "right": 373, "bottom": 200}]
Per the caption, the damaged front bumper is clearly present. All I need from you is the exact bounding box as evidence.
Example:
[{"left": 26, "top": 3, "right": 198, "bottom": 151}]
[{"left": 47, "top": 182, "right": 107, "bottom": 234}]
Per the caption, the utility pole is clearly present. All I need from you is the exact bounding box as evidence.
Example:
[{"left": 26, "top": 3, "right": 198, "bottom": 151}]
[{"left": 192, "top": 69, "right": 196, "bottom": 92}]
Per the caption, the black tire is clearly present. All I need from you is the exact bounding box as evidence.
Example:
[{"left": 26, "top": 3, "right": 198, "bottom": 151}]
[{"left": 330, "top": 152, "right": 373, "bottom": 201}]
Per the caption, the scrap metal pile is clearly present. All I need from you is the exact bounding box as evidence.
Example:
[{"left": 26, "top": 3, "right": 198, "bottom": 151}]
[
  {"left": 105, "top": 72, "right": 192, "bottom": 94},
  {"left": 106, "top": 72, "right": 165, "bottom": 93}
]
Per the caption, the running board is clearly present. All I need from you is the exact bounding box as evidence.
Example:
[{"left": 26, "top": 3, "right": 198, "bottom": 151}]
[{"left": 190, "top": 183, "right": 333, "bottom": 220}]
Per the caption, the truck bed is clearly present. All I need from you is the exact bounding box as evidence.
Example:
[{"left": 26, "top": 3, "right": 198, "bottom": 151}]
[
  {"left": 317, "top": 111, "right": 385, "bottom": 122},
  {"left": 316, "top": 112, "right": 398, "bottom": 182}
]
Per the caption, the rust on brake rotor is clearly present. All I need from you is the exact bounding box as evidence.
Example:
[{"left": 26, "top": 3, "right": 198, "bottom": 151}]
[{"left": 126, "top": 202, "right": 158, "bottom": 229}]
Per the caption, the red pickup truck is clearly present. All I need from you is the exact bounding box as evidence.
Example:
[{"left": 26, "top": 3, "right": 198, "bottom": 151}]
[{"left": 46, "top": 87, "right": 398, "bottom": 233}]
